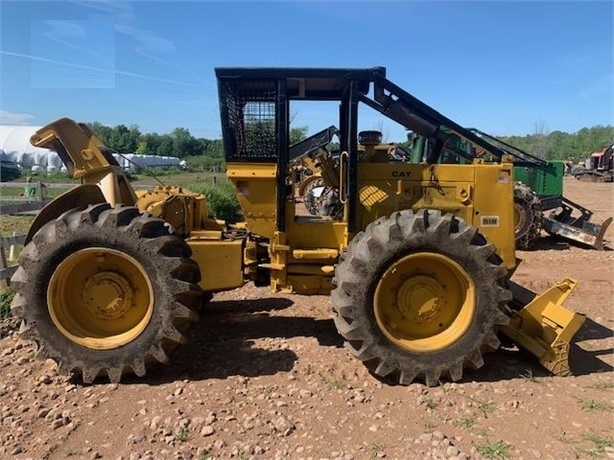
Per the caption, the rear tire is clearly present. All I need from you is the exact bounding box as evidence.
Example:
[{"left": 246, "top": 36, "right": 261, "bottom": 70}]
[
  {"left": 303, "top": 177, "right": 324, "bottom": 215},
  {"left": 331, "top": 209, "right": 511, "bottom": 386},
  {"left": 10, "top": 204, "right": 201, "bottom": 383},
  {"left": 514, "top": 183, "right": 543, "bottom": 250}
]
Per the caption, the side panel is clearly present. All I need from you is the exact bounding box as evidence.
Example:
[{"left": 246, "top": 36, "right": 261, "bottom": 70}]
[
  {"left": 283, "top": 219, "right": 347, "bottom": 294},
  {"left": 226, "top": 163, "right": 277, "bottom": 240},
  {"left": 187, "top": 239, "right": 245, "bottom": 291},
  {"left": 473, "top": 165, "right": 516, "bottom": 269},
  {"left": 356, "top": 163, "right": 475, "bottom": 229},
  {"left": 268, "top": 221, "right": 346, "bottom": 295},
  {"left": 514, "top": 161, "right": 564, "bottom": 198},
  {"left": 356, "top": 163, "right": 516, "bottom": 269},
  {"left": 285, "top": 217, "right": 348, "bottom": 250}
]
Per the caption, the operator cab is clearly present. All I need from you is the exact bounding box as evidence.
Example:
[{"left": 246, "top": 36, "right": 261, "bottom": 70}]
[{"left": 215, "top": 66, "right": 510, "bottom": 243}]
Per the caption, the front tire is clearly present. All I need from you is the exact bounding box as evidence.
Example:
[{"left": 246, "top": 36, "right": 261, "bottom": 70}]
[
  {"left": 331, "top": 209, "right": 511, "bottom": 386},
  {"left": 10, "top": 204, "right": 201, "bottom": 383}
]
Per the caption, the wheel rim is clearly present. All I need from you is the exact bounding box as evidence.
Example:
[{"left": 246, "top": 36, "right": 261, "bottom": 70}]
[
  {"left": 47, "top": 248, "right": 154, "bottom": 350},
  {"left": 514, "top": 202, "right": 526, "bottom": 233},
  {"left": 373, "top": 252, "right": 475, "bottom": 353}
]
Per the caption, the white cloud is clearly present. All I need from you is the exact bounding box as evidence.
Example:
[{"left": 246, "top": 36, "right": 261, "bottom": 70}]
[{"left": 0, "top": 110, "right": 35, "bottom": 125}]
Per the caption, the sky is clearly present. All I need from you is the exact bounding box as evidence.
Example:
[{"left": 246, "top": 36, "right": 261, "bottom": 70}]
[{"left": 0, "top": 0, "right": 612, "bottom": 142}]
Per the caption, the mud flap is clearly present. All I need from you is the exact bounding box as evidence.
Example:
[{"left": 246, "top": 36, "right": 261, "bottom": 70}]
[{"left": 500, "top": 278, "right": 586, "bottom": 376}]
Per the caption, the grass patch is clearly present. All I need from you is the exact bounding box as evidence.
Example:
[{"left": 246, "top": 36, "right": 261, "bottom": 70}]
[
  {"left": 263, "top": 384, "right": 277, "bottom": 394},
  {"left": 519, "top": 369, "right": 543, "bottom": 384},
  {"left": 0, "top": 186, "right": 28, "bottom": 197},
  {"left": 476, "top": 440, "right": 512, "bottom": 459},
  {"left": 0, "top": 289, "right": 15, "bottom": 319},
  {"left": 423, "top": 396, "right": 438, "bottom": 410},
  {"left": 368, "top": 442, "right": 385, "bottom": 460},
  {"left": 63, "top": 448, "right": 80, "bottom": 457},
  {"left": 175, "top": 428, "right": 189, "bottom": 442},
  {"left": 586, "top": 381, "right": 614, "bottom": 391},
  {"left": 327, "top": 377, "right": 346, "bottom": 390},
  {"left": 422, "top": 417, "right": 437, "bottom": 433},
  {"left": 477, "top": 400, "right": 499, "bottom": 418},
  {"left": 0, "top": 215, "right": 35, "bottom": 238},
  {"left": 578, "top": 398, "right": 612, "bottom": 412},
  {"left": 21, "top": 172, "right": 74, "bottom": 183},
  {"left": 582, "top": 432, "right": 614, "bottom": 455},
  {"left": 453, "top": 416, "right": 477, "bottom": 429},
  {"left": 473, "top": 426, "right": 490, "bottom": 438}
]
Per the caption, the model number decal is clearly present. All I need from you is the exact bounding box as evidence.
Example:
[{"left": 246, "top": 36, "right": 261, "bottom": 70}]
[{"left": 481, "top": 216, "right": 500, "bottom": 227}]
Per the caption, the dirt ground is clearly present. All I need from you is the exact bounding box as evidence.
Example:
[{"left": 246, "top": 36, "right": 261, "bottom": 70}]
[{"left": 1, "top": 176, "right": 612, "bottom": 460}]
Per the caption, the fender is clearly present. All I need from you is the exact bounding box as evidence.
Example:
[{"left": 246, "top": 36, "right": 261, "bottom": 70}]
[{"left": 25, "top": 184, "right": 107, "bottom": 244}]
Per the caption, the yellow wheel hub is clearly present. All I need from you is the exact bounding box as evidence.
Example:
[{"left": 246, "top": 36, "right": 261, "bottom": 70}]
[
  {"left": 514, "top": 203, "right": 525, "bottom": 233},
  {"left": 47, "top": 248, "right": 154, "bottom": 350},
  {"left": 397, "top": 275, "right": 446, "bottom": 323},
  {"left": 83, "top": 272, "right": 134, "bottom": 320},
  {"left": 374, "top": 252, "right": 475, "bottom": 353}
]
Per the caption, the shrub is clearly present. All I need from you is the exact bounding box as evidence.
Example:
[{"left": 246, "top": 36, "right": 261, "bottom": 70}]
[
  {"left": 0, "top": 289, "right": 15, "bottom": 319},
  {"left": 187, "top": 179, "right": 243, "bottom": 223},
  {"left": 0, "top": 167, "right": 21, "bottom": 182}
]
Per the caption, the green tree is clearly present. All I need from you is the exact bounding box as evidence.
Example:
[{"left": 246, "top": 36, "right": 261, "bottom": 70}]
[
  {"left": 171, "top": 127, "right": 198, "bottom": 158},
  {"left": 88, "top": 121, "right": 114, "bottom": 146},
  {"left": 498, "top": 125, "right": 613, "bottom": 160},
  {"left": 197, "top": 138, "right": 224, "bottom": 158},
  {"left": 290, "top": 126, "right": 309, "bottom": 145},
  {"left": 136, "top": 133, "right": 163, "bottom": 155},
  {"left": 156, "top": 136, "right": 174, "bottom": 156},
  {"left": 107, "top": 124, "right": 141, "bottom": 153}
]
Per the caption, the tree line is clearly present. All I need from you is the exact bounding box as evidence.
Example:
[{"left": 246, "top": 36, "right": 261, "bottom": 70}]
[
  {"left": 88, "top": 120, "right": 612, "bottom": 167},
  {"left": 87, "top": 122, "right": 309, "bottom": 158},
  {"left": 87, "top": 122, "right": 310, "bottom": 171},
  {"left": 496, "top": 125, "right": 613, "bottom": 161},
  {"left": 87, "top": 122, "right": 225, "bottom": 159}
]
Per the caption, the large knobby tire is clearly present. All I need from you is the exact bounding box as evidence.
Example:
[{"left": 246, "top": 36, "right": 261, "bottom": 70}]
[
  {"left": 10, "top": 203, "right": 202, "bottom": 384},
  {"left": 303, "top": 177, "right": 324, "bottom": 215},
  {"left": 513, "top": 183, "right": 543, "bottom": 250},
  {"left": 317, "top": 187, "right": 342, "bottom": 220},
  {"left": 331, "top": 209, "right": 512, "bottom": 386}
]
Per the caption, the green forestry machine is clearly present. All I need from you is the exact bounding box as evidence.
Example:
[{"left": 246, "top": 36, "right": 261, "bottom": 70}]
[
  {"left": 468, "top": 129, "right": 612, "bottom": 250},
  {"left": 11, "top": 66, "right": 586, "bottom": 386}
]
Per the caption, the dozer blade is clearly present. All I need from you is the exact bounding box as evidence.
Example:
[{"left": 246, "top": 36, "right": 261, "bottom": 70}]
[
  {"left": 543, "top": 215, "right": 612, "bottom": 250},
  {"left": 500, "top": 278, "right": 586, "bottom": 377}
]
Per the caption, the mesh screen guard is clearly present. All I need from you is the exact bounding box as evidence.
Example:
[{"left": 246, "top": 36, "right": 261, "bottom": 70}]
[{"left": 221, "top": 80, "right": 278, "bottom": 162}]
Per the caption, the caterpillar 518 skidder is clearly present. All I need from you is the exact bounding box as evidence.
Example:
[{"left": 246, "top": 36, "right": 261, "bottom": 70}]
[{"left": 11, "top": 67, "right": 586, "bottom": 386}]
